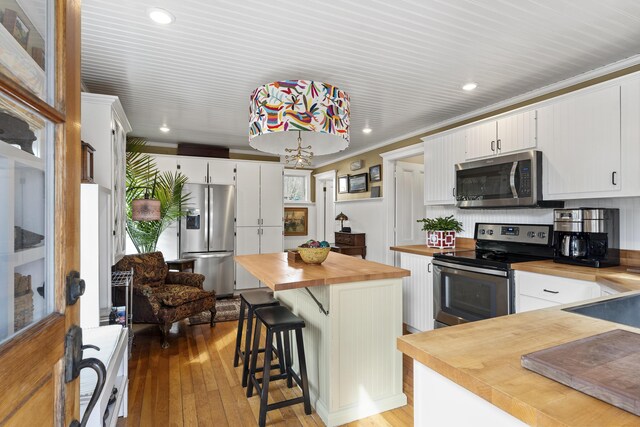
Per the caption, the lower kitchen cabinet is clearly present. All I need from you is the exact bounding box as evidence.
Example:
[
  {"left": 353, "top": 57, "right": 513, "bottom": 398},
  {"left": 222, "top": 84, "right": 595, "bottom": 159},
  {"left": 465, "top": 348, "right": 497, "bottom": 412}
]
[
  {"left": 235, "top": 226, "right": 283, "bottom": 290},
  {"left": 515, "top": 271, "right": 600, "bottom": 313},
  {"left": 400, "top": 253, "right": 433, "bottom": 332}
]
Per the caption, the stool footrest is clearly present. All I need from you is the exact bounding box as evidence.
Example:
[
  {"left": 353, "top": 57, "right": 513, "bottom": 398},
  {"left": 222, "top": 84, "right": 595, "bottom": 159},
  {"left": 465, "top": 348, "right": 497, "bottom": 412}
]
[{"left": 267, "top": 396, "right": 305, "bottom": 411}]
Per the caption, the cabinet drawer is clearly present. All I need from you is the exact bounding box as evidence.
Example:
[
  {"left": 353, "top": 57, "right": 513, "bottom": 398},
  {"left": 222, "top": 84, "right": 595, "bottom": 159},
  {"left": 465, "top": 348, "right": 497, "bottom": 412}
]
[
  {"left": 335, "top": 233, "right": 353, "bottom": 245},
  {"left": 516, "top": 272, "right": 599, "bottom": 304}
]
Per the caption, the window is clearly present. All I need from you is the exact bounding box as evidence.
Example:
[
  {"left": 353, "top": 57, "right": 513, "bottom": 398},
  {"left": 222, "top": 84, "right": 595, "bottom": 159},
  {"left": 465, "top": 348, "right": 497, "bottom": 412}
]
[{"left": 284, "top": 169, "right": 311, "bottom": 202}]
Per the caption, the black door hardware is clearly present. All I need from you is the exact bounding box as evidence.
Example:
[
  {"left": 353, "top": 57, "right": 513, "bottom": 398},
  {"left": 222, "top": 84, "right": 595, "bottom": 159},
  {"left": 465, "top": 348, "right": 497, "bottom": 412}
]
[
  {"left": 66, "top": 271, "right": 85, "bottom": 305},
  {"left": 65, "top": 325, "right": 107, "bottom": 427}
]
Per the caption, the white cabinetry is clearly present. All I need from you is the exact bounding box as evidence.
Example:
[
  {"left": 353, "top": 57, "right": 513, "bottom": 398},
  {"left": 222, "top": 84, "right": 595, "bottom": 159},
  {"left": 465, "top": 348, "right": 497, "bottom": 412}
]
[
  {"left": 236, "top": 162, "right": 283, "bottom": 226},
  {"left": 80, "top": 184, "right": 113, "bottom": 328},
  {"left": 539, "top": 84, "right": 621, "bottom": 199},
  {"left": 235, "top": 161, "right": 284, "bottom": 290},
  {"left": 400, "top": 253, "right": 433, "bottom": 332},
  {"left": 80, "top": 325, "right": 128, "bottom": 427},
  {"left": 176, "top": 156, "right": 236, "bottom": 185},
  {"left": 515, "top": 271, "right": 600, "bottom": 313},
  {"left": 235, "top": 226, "right": 283, "bottom": 290},
  {"left": 423, "top": 130, "right": 466, "bottom": 205},
  {"left": 465, "top": 110, "right": 536, "bottom": 160},
  {"left": 81, "top": 93, "right": 132, "bottom": 263}
]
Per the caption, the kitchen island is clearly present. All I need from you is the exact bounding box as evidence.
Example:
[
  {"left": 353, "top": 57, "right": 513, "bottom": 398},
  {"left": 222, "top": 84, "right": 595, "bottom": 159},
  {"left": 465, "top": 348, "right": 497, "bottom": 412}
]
[
  {"left": 235, "top": 251, "right": 410, "bottom": 427},
  {"left": 398, "top": 272, "right": 640, "bottom": 427}
]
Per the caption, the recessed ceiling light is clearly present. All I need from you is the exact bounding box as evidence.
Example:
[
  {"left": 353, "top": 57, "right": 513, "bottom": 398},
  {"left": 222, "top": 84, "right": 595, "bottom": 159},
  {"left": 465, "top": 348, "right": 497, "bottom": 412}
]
[
  {"left": 462, "top": 82, "right": 478, "bottom": 91},
  {"left": 159, "top": 125, "right": 170, "bottom": 133},
  {"left": 362, "top": 128, "right": 372, "bottom": 134},
  {"left": 148, "top": 8, "right": 175, "bottom": 25}
]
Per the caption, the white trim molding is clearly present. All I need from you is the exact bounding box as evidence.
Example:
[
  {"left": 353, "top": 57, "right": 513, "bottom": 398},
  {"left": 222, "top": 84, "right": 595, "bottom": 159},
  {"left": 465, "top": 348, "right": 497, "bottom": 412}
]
[{"left": 380, "top": 143, "right": 425, "bottom": 266}]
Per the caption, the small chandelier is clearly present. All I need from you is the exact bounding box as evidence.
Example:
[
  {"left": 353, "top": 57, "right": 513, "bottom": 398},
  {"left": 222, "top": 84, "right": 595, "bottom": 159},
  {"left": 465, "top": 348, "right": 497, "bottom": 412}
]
[
  {"left": 249, "top": 80, "right": 350, "bottom": 164},
  {"left": 284, "top": 131, "right": 313, "bottom": 168}
]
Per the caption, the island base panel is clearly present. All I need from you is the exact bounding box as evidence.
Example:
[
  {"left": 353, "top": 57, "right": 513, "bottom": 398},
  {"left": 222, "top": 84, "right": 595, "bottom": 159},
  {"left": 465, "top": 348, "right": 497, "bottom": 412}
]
[
  {"left": 276, "top": 278, "right": 406, "bottom": 426},
  {"left": 414, "top": 361, "right": 527, "bottom": 427}
]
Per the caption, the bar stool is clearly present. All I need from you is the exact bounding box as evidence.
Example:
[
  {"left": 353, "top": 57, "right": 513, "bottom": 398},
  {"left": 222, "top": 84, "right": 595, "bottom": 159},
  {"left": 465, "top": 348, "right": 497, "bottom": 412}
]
[
  {"left": 233, "top": 290, "right": 281, "bottom": 387},
  {"left": 247, "top": 305, "right": 311, "bottom": 427}
]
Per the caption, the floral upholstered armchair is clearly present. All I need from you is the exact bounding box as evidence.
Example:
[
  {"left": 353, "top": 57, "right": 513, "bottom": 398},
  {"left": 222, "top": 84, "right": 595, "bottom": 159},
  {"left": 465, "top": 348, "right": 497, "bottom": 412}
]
[{"left": 113, "top": 252, "right": 216, "bottom": 348}]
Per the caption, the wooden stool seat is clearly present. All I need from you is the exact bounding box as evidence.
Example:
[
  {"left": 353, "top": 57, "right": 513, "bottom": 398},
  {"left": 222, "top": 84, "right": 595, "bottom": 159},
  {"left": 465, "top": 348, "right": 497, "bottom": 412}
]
[{"left": 247, "top": 305, "right": 311, "bottom": 427}]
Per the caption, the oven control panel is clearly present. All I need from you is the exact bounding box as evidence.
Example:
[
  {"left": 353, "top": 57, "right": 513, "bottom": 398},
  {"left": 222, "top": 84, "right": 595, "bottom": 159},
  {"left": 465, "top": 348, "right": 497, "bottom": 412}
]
[{"left": 475, "top": 223, "right": 552, "bottom": 245}]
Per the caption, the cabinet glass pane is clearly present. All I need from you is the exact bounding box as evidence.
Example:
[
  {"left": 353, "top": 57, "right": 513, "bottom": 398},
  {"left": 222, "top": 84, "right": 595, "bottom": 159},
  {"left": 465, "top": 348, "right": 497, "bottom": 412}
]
[
  {"left": 0, "top": 92, "right": 54, "bottom": 344},
  {"left": 0, "top": 0, "right": 53, "bottom": 103}
]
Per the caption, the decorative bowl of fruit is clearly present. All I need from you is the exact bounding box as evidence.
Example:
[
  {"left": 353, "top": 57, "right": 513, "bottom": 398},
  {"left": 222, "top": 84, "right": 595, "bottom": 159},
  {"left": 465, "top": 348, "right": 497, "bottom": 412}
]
[{"left": 297, "top": 240, "right": 331, "bottom": 264}]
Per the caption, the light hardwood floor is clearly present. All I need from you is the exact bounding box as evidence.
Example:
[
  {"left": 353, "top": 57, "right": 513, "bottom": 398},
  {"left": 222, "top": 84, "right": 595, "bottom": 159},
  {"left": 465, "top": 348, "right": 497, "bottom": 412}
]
[{"left": 118, "top": 320, "right": 414, "bottom": 426}]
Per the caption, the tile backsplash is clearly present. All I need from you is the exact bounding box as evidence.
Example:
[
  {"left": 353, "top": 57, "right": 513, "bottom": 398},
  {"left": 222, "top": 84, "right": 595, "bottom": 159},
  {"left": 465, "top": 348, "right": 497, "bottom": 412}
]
[{"left": 425, "top": 197, "right": 640, "bottom": 250}]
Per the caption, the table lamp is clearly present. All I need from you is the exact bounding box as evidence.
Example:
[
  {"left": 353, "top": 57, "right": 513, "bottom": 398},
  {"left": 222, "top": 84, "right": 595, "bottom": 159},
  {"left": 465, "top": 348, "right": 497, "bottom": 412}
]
[{"left": 335, "top": 212, "right": 349, "bottom": 232}]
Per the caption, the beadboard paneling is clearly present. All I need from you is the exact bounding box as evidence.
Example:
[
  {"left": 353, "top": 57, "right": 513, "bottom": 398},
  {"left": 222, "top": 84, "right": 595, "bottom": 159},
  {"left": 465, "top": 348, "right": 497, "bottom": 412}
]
[
  {"left": 334, "top": 198, "right": 385, "bottom": 263},
  {"left": 426, "top": 197, "right": 640, "bottom": 250},
  {"left": 82, "top": 1, "right": 640, "bottom": 164},
  {"left": 401, "top": 253, "right": 433, "bottom": 332}
]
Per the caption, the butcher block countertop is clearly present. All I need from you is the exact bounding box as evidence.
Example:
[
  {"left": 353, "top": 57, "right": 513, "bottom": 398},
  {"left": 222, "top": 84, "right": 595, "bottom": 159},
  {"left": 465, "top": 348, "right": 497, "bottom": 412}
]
[
  {"left": 398, "top": 302, "right": 640, "bottom": 426},
  {"left": 512, "top": 260, "right": 640, "bottom": 292},
  {"left": 390, "top": 237, "right": 475, "bottom": 256},
  {"left": 234, "top": 251, "right": 410, "bottom": 292}
]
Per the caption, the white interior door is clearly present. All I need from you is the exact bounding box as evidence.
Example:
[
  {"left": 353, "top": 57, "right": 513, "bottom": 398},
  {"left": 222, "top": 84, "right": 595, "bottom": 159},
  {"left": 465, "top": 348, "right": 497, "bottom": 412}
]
[{"left": 395, "top": 161, "right": 425, "bottom": 246}]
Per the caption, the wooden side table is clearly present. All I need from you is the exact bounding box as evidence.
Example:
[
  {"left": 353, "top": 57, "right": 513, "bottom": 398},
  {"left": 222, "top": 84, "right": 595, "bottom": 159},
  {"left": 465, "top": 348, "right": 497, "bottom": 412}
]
[
  {"left": 331, "top": 232, "right": 366, "bottom": 259},
  {"left": 166, "top": 258, "right": 196, "bottom": 272}
]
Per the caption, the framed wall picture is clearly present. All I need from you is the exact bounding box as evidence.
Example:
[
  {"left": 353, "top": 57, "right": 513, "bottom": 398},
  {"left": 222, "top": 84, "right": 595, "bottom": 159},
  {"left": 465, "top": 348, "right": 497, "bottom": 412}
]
[
  {"left": 369, "top": 164, "right": 382, "bottom": 182},
  {"left": 350, "top": 159, "right": 363, "bottom": 171},
  {"left": 338, "top": 175, "right": 349, "bottom": 194},
  {"left": 348, "top": 173, "right": 368, "bottom": 193},
  {"left": 284, "top": 207, "right": 308, "bottom": 236},
  {"left": 371, "top": 186, "right": 381, "bottom": 198}
]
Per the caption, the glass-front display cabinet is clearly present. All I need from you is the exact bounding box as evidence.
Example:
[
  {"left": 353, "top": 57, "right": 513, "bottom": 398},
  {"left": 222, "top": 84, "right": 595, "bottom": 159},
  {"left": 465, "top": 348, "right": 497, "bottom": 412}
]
[{"left": 0, "top": 0, "right": 55, "bottom": 345}]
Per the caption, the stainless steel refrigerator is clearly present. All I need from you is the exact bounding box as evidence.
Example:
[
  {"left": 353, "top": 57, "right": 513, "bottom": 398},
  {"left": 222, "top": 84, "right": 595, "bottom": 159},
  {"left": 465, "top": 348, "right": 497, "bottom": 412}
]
[{"left": 180, "top": 184, "right": 235, "bottom": 297}]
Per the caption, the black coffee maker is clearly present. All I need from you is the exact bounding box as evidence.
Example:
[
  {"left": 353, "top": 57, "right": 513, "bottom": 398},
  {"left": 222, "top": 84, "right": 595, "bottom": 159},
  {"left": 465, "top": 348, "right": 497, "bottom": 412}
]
[{"left": 553, "top": 208, "right": 619, "bottom": 268}]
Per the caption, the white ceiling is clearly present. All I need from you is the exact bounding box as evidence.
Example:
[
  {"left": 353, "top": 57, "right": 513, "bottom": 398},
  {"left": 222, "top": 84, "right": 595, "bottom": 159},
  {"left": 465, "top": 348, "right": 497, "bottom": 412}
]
[{"left": 81, "top": 0, "right": 640, "bottom": 164}]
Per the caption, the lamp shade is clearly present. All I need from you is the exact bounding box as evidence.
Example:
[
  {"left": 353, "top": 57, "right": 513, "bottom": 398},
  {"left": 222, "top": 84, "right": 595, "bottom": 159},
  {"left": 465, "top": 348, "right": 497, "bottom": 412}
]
[
  {"left": 249, "top": 80, "right": 350, "bottom": 156},
  {"left": 335, "top": 212, "right": 348, "bottom": 221},
  {"left": 131, "top": 198, "right": 161, "bottom": 221}
]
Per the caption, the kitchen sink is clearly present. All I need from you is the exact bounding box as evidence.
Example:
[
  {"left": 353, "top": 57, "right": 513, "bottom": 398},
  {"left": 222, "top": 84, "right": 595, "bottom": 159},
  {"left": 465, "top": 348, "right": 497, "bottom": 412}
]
[{"left": 563, "top": 293, "right": 640, "bottom": 328}]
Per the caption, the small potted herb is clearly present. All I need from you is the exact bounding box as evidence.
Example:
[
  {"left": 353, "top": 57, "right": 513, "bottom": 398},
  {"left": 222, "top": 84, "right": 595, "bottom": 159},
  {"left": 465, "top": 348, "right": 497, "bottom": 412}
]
[{"left": 417, "top": 215, "right": 463, "bottom": 249}]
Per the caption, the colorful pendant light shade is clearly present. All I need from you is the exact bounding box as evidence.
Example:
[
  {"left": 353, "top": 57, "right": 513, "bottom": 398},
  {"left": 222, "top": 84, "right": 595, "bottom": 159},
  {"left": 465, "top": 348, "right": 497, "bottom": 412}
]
[{"left": 249, "top": 80, "right": 350, "bottom": 159}]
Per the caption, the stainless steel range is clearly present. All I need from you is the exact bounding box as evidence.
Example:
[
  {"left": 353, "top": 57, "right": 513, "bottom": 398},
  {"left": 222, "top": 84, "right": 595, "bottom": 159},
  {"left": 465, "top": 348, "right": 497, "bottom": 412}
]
[{"left": 433, "top": 222, "right": 554, "bottom": 328}]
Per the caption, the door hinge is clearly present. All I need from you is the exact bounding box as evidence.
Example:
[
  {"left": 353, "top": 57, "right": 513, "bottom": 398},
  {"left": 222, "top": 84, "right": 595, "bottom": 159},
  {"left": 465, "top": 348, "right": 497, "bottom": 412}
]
[
  {"left": 111, "top": 129, "right": 115, "bottom": 135},
  {"left": 66, "top": 271, "right": 85, "bottom": 306}
]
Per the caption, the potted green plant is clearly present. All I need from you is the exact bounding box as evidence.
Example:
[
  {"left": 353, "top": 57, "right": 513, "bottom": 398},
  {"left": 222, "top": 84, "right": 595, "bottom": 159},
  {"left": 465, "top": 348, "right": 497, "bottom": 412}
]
[
  {"left": 125, "top": 138, "right": 191, "bottom": 253},
  {"left": 417, "top": 215, "right": 463, "bottom": 249}
]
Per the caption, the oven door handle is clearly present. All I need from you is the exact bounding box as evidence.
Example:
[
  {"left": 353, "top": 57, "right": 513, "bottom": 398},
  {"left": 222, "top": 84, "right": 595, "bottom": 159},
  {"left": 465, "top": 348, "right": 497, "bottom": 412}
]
[
  {"left": 433, "top": 260, "right": 508, "bottom": 277},
  {"left": 509, "top": 161, "right": 519, "bottom": 198}
]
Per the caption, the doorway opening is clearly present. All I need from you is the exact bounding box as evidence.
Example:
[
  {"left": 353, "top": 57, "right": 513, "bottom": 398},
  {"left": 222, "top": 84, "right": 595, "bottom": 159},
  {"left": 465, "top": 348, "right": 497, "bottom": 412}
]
[{"left": 314, "top": 171, "right": 336, "bottom": 243}]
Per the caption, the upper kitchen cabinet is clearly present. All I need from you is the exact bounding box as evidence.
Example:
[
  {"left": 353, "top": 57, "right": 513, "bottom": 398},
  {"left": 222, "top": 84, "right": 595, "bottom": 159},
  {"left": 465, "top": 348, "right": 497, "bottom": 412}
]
[
  {"left": 151, "top": 154, "right": 178, "bottom": 174},
  {"left": 236, "top": 162, "right": 283, "bottom": 227},
  {"left": 539, "top": 82, "right": 631, "bottom": 200},
  {"left": 176, "top": 156, "right": 236, "bottom": 185},
  {"left": 423, "top": 129, "right": 465, "bottom": 205},
  {"left": 81, "top": 93, "right": 132, "bottom": 262},
  {"left": 465, "top": 110, "right": 537, "bottom": 160}
]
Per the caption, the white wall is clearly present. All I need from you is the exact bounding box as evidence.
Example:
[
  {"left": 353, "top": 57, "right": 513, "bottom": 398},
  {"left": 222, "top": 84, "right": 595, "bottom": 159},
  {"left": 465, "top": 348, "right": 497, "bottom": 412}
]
[
  {"left": 425, "top": 197, "right": 640, "bottom": 250},
  {"left": 284, "top": 203, "right": 317, "bottom": 250},
  {"left": 334, "top": 199, "right": 385, "bottom": 263}
]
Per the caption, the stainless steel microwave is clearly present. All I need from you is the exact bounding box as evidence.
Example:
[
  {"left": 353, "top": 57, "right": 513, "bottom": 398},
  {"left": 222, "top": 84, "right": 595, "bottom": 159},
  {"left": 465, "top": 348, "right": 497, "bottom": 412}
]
[{"left": 455, "top": 150, "right": 563, "bottom": 209}]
